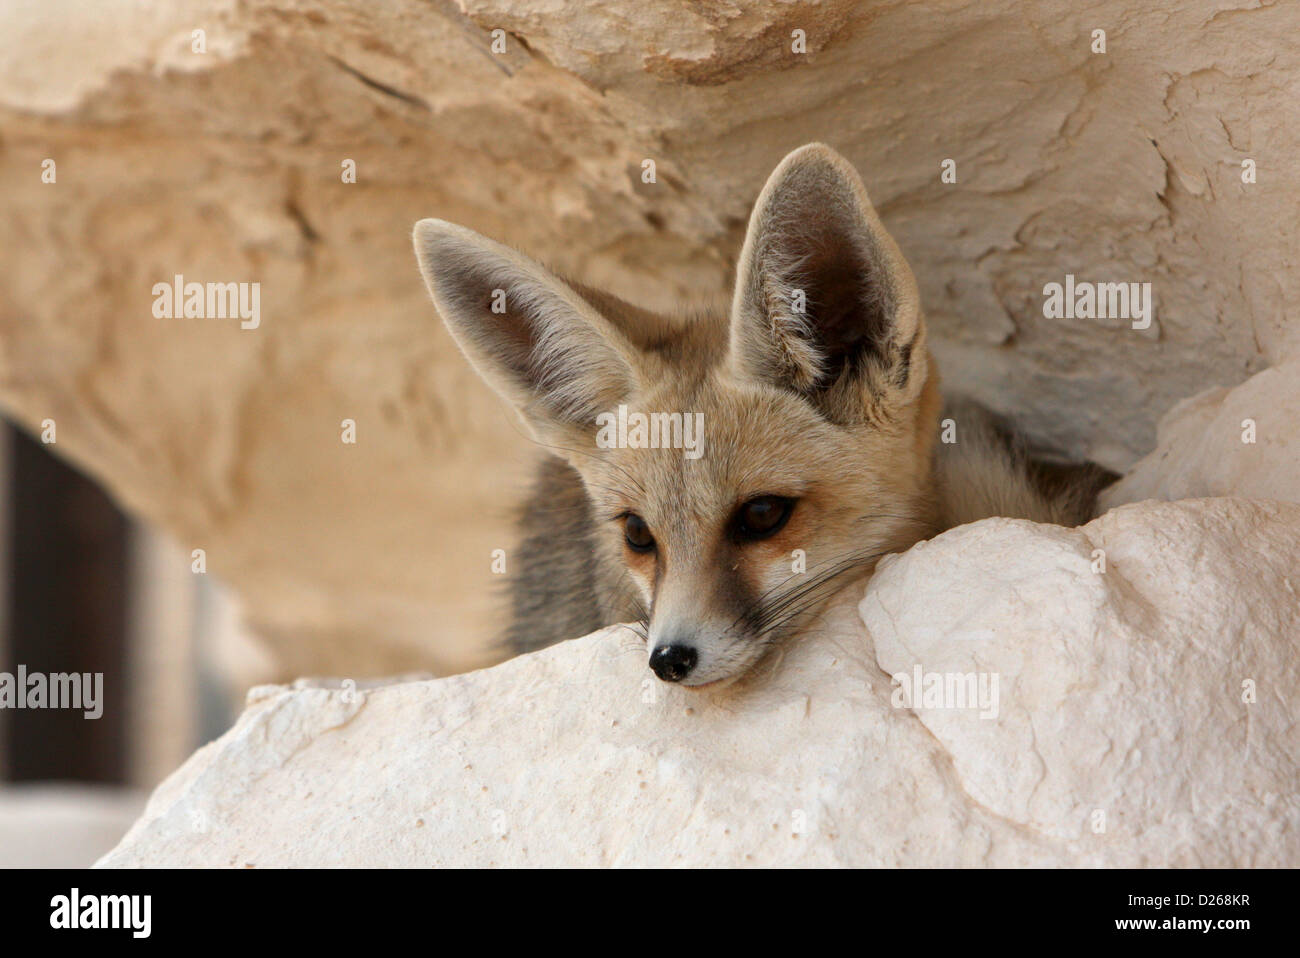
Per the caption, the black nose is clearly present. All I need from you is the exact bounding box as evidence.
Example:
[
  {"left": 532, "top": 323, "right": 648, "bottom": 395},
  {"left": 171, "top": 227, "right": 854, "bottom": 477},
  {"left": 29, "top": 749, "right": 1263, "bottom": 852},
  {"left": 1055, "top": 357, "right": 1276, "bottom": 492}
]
[{"left": 650, "top": 644, "right": 698, "bottom": 682}]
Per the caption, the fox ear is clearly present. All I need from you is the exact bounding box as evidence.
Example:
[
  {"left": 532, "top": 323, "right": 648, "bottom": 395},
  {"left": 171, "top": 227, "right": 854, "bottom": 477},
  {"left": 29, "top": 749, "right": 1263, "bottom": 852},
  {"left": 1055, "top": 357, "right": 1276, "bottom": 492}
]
[
  {"left": 414, "top": 219, "right": 637, "bottom": 438},
  {"left": 729, "top": 143, "right": 925, "bottom": 420}
]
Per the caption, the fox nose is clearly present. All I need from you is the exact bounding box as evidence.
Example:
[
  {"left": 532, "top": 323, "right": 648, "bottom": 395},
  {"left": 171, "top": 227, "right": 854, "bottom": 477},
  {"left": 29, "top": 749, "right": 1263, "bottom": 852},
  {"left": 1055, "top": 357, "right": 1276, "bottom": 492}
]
[{"left": 649, "top": 644, "right": 698, "bottom": 683}]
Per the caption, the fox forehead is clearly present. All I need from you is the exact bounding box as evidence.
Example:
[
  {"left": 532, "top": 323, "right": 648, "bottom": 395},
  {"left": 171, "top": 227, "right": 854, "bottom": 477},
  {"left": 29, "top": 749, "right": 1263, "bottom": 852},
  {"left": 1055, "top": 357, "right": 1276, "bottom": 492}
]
[{"left": 580, "top": 371, "right": 868, "bottom": 527}]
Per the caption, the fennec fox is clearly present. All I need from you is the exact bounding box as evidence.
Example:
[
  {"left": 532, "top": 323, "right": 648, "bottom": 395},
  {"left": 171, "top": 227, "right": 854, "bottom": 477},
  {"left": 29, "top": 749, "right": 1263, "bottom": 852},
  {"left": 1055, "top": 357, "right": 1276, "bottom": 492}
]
[{"left": 414, "top": 144, "right": 1112, "bottom": 688}]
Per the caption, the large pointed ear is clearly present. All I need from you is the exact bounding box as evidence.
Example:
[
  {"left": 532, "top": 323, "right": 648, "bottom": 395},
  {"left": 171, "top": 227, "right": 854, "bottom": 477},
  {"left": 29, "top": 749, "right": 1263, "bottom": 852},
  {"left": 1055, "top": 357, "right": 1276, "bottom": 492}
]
[
  {"left": 729, "top": 143, "right": 926, "bottom": 421},
  {"left": 413, "top": 219, "right": 639, "bottom": 440}
]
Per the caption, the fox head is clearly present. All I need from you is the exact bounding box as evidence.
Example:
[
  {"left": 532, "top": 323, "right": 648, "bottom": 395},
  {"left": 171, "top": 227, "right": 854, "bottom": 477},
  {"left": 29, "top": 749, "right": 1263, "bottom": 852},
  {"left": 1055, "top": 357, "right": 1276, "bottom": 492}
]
[{"left": 415, "top": 143, "right": 941, "bottom": 687}]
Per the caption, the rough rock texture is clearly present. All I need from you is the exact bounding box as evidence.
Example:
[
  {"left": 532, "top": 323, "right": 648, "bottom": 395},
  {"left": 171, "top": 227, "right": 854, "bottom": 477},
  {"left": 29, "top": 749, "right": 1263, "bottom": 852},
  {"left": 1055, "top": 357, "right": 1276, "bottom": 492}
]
[
  {"left": 100, "top": 498, "right": 1300, "bottom": 867},
  {"left": 3, "top": 1, "right": 1298, "bottom": 676},
  {"left": 1101, "top": 361, "right": 1300, "bottom": 509}
]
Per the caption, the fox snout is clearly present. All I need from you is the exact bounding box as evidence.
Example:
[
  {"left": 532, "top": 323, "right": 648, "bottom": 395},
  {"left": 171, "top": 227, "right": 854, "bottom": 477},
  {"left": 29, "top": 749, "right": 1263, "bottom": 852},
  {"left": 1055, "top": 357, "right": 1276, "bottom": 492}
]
[
  {"left": 647, "top": 635, "right": 746, "bottom": 688},
  {"left": 645, "top": 622, "right": 774, "bottom": 688},
  {"left": 647, "top": 635, "right": 763, "bottom": 688},
  {"left": 645, "top": 609, "right": 772, "bottom": 688},
  {"left": 648, "top": 643, "right": 697, "bottom": 683}
]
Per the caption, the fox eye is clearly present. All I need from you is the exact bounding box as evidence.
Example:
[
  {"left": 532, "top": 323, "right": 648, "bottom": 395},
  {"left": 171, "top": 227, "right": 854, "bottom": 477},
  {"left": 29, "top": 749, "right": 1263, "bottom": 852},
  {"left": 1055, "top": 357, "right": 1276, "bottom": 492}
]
[
  {"left": 624, "top": 513, "right": 656, "bottom": 553},
  {"left": 733, "top": 496, "right": 795, "bottom": 541}
]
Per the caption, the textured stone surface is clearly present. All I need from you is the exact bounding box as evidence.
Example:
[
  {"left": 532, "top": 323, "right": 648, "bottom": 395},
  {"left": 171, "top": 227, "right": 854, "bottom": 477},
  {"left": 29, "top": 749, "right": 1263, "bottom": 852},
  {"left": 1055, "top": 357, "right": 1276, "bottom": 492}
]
[
  {"left": 865, "top": 499, "right": 1300, "bottom": 867},
  {"left": 99, "top": 498, "right": 1300, "bottom": 867},
  {"left": 3, "top": 0, "right": 1298, "bottom": 675}
]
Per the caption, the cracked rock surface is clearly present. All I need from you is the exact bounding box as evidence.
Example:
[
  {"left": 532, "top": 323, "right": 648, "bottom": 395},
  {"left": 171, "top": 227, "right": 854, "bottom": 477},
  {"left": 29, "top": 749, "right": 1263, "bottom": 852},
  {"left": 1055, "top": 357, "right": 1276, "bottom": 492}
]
[
  {"left": 100, "top": 497, "right": 1299, "bottom": 867},
  {"left": 3, "top": 1, "right": 1298, "bottom": 675}
]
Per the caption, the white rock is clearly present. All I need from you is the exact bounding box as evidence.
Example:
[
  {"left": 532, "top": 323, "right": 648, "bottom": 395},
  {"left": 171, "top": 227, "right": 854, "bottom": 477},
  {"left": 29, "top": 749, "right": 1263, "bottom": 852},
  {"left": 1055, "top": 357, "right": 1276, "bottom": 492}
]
[
  {"left": 865, "top": 499, "right": 1300, "bottom": 866},
  {"left": 100, "top": 497, "right": 1300, "bottom": 867},
  {"left": 1101, "top": 361, "right": 1300, "bottom": 509}
]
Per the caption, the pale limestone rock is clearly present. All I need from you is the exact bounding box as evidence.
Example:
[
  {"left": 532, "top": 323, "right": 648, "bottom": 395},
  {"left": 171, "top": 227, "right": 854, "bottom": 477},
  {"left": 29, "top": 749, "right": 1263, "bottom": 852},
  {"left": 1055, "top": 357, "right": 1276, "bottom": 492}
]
[
  {"left": 1100, "top": 362, "right": 1300, "bottom": 510},
  {"left": 865, "top": 498, "right": 1300, "bottom": 867},
  {"left": 99, "top": 498, "right": 1300, "bottom": 867},
  {"left": 3, "top": 1, "right": 1298, "bottom": 676}
]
